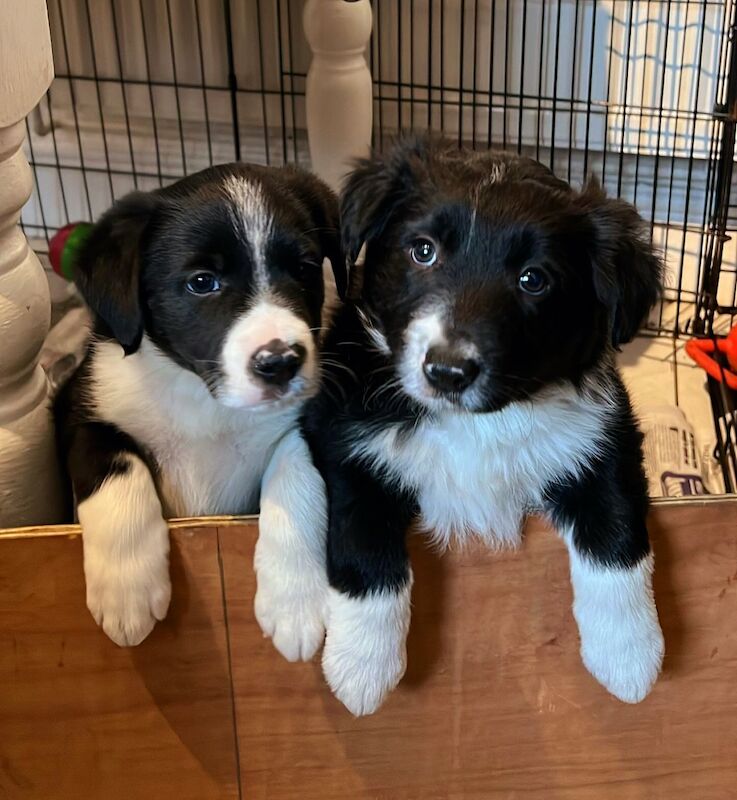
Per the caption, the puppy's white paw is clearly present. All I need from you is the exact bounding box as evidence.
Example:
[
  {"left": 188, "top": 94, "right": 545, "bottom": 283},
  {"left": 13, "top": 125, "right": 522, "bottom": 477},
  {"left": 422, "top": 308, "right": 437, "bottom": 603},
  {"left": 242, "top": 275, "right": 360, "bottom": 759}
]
[
  {"left": 78, "top": 455, "right": 171, "bottom": 647},
  {"left": 570, "top": 551, "right": 664, "bottom": 703},
  {"left": 254, "top": 563, "right": 327, "bottom": 662},
  {"left": 322, "top": 583, "right": 412, "bottom": 717},
  {"left": 256, "top": 427, "right": 329, "bottom": 661},
  {"left": 85, "top": 548, "right": 171, "bottom": 647},
  {"left": 580, "top": 618, "right": 664, "bottom": 703}
]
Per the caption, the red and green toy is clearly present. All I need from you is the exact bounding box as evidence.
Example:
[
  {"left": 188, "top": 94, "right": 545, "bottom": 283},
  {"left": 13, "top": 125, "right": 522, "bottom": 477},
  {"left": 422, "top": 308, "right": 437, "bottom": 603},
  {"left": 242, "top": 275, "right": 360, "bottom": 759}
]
[{"left": 48, "top": 222, "right": 94, "bottom": 281}]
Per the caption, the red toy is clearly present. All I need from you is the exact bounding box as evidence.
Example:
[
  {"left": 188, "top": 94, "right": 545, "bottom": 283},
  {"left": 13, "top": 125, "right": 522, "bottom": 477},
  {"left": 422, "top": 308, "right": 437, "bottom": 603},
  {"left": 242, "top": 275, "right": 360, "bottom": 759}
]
[
  {"left": 685, "top": 324, "right": 737, "bottom": 390},
  {"left": 48, "top": 221, "right": 93, "bottom": 281}
]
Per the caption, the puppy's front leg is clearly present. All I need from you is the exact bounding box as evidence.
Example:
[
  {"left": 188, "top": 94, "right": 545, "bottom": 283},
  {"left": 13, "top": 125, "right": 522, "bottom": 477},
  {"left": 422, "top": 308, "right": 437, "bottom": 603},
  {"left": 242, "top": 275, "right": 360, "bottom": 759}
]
[
  {"left": 255, "top": 429, "right": 329, "bottom": 661},
  {"left": 321, "top": 462, "right": 416, "bottom": 716},
  {"left": 564, "top": 540, "right": 663, "bottom": 703},
  {"left": 69, "top": 423, "right": 170, "bottom": 646},
  {"left": 547, "top": 450, "right": 664, "bottom": 703}
]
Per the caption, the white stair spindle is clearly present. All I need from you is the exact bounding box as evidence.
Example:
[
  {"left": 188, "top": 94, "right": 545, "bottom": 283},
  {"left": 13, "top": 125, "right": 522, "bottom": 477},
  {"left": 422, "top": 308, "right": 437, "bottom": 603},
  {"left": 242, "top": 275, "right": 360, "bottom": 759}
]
[
  {"left": 303, "top": 0, "right": 373, "bottom": 191},
  {"left": 0, "top": 0, "right": 64, "bottom": 527}
]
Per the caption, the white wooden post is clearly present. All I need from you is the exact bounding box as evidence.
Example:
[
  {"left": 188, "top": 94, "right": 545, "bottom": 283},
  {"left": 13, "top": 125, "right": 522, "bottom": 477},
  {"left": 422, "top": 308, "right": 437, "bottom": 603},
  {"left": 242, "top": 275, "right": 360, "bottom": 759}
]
[
  {"left": 0, "top": 0, "right": 64, "bottom": 527},
  {"left": 303, "top": 0, "right": 373, "bottom": 191}
]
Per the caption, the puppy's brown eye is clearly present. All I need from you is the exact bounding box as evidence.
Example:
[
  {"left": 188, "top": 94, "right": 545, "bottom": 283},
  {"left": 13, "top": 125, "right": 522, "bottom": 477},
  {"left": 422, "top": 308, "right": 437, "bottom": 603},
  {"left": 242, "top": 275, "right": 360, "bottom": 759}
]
[
  {"left": 518, "top": 267, "right": 550, "bottom": 296},
  {"left": 186, "top": 272, "right": 221, "bottom": 295},
  {"left": 409, "top": 238, "right": 438, "bottom": 267}
]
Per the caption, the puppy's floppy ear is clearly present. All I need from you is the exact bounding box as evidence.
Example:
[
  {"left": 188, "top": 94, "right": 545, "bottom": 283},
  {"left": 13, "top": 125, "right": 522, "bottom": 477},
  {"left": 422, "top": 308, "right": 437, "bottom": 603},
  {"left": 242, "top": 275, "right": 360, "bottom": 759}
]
[
  {"left": 340, "top": 138, "right": 427, "bottom": 298},
  {"left": 576, "top": 178, "right": 664, "bottom": 347},
  {"left": 288, "top": 171, "right": 347, "bottom": 300},
  {"left": 74, "top": 191, "right": 160, "bottom": 355}
]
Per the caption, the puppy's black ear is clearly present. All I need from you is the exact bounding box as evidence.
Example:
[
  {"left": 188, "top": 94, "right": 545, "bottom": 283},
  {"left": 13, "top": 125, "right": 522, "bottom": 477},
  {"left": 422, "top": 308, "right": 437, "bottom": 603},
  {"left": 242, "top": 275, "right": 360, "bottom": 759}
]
[
  {"left": 576, "top": 178, "right": 664, "bottom": 347},
  {"left": 288, "top": 171, "right": 347, "bottom": 300},
  {"left": 340, "top": 138, "right": 426, "bottom": 298},
  {"left": 74, "top": 192, "right": 159, "bottom": 355}
]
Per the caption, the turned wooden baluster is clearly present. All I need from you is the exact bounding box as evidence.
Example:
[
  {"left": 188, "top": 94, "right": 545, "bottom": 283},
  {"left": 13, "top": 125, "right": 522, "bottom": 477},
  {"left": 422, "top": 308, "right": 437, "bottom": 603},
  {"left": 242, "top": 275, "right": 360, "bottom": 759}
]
[
  {"left": 303, "top": 0, "right": 373, "bottom": 191},
  {"left": 0, "top": 0, "right": 64, "bottom": 527}
]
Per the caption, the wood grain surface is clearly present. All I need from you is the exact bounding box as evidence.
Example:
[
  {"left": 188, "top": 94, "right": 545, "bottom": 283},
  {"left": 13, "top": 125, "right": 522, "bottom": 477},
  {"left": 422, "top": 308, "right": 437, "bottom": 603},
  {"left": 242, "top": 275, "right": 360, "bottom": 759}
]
[
  {"left": 1, "top": 500, "right": 736, "bottom": 799},
  {"left": 0, "top": 527, "right": 240, "bottom": 800}
]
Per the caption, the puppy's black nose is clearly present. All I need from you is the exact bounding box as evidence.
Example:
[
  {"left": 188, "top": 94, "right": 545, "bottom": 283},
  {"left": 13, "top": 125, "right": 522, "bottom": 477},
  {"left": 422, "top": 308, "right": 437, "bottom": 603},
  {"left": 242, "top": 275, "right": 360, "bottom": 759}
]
[
  {"left": 249, "top": 339, "right": 306, "bottom": 386},
  {"left": 423, "top": 347, "right": 480, "bottom": 394}
]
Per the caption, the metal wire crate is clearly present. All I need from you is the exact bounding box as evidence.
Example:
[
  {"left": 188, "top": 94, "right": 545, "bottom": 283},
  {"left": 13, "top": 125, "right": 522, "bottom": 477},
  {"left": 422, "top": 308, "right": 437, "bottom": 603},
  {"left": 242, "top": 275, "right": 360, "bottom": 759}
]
[
  {"left": 22, "top": 0, "right": 311, "bottom": 248},
  {"left": 21, "top": 0, "right": 737, "bottom": 487},
  {"left": 366, "top": 0, "right": 737, "bottom": 488}
]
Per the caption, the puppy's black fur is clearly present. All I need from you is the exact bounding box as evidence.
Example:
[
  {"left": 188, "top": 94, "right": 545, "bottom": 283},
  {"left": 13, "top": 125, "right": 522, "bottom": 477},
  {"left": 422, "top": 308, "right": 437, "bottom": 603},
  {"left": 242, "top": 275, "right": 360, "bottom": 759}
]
[
  {"left": 288, "top": 138, "right": 664, "bottom": 713},
  {"left": 54, "top": 162, "right": 344, "bottom": 647},
  {"left": 57, "top": 162, "right": 344, "bottom": 508},
  {"left": 304, "top": 138, "right": 660, "bottom": 595},
  {"left": 74, "top": 163, "right": 343, "bottom": 367}
]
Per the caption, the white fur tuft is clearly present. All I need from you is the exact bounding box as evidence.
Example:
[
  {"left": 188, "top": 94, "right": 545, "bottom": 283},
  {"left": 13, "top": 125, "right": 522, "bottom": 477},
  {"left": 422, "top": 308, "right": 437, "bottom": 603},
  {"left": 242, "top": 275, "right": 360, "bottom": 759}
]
[{"left": 357, "top": 307, "right": 391, "bottom": 355}]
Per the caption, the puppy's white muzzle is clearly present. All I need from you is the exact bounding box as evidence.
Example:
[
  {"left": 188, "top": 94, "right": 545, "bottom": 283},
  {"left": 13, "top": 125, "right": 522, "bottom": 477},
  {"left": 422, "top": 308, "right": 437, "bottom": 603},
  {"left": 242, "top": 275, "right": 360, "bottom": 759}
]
[
  {"left": 219, "top": 299, "right": 317, "bottom": 409},
  {"left": 399, "top": 306, "right": 484, "bottom": 412}
]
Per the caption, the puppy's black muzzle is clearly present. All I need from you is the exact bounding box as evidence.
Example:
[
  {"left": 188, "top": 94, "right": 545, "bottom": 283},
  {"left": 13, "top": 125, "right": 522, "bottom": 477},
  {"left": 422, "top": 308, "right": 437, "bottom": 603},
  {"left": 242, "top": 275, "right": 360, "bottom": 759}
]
[{"left": 249, "top": 339, "right": 306, "bottom": 387}]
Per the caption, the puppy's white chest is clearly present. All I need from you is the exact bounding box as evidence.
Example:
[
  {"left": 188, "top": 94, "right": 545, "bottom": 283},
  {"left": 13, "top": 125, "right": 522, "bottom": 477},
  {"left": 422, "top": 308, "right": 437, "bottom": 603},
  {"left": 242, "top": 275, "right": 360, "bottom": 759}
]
[
  {"left": 91, "top": 340, "right": 295, "bottom": 517},
  {"left": 354, "top": 386, "right": 609, "bottom": 548},
  {"left": 152, "top": 423, "right": 285, "bottom": 517}
]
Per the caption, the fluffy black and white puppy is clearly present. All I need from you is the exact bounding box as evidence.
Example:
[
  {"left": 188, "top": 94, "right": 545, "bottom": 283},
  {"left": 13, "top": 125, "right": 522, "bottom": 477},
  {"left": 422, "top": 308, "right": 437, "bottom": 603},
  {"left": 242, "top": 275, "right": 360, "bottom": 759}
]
[
  {"left": 257, "top": 138, "right": 666, "bottom": 715},
  {"left": 56, "top": 163, "right": 345, "bottom": 648}
]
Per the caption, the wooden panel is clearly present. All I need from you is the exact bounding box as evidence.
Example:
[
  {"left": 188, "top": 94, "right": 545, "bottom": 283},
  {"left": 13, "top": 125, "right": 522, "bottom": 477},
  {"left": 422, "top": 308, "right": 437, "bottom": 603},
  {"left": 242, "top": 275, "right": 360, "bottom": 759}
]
[
  {"left": 0, "top": 528, "right": 240, "bottom": 800},
  {"left": 219, "top": 502, "right": 737, "bottom": 800},
  {"left": 1, "top": 502, "right": 736, "bottom": 799}
]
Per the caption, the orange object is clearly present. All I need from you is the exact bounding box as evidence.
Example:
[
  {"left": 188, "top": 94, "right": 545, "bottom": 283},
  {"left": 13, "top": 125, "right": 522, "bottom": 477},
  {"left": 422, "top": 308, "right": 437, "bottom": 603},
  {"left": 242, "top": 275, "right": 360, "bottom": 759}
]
[{"left": 685, "top": 325, "right": 737, "bottom": 390}]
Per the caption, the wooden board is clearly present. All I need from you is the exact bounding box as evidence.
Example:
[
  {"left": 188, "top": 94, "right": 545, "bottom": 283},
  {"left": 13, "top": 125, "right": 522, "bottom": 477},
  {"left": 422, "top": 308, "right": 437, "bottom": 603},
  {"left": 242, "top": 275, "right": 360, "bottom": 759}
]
[
  {"left": 0, "top": 527, "right": 240, "bottom": 800},
  {"left": 1, "top": 501, "right": 737, "bottom": 799},
  {"left": 219, "top": 502, "right": 737, "bottom": 800}
]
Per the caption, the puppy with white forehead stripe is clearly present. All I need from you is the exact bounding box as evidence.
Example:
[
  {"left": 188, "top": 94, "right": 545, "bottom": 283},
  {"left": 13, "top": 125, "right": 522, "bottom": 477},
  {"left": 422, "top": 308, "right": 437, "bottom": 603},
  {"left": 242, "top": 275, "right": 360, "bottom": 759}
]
[
  {"left": 56, "top": 163, "right": 345, "bottom": 648},
  {"left": 257, "top": 138, "right": 665, "bottom": 715}
]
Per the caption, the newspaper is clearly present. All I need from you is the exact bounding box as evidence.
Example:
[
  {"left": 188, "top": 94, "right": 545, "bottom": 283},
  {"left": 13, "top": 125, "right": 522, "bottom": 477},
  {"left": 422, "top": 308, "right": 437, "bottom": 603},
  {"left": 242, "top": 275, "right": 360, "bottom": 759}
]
[{"left": 638, "top": 404, "right": 718, "bottom": 497}]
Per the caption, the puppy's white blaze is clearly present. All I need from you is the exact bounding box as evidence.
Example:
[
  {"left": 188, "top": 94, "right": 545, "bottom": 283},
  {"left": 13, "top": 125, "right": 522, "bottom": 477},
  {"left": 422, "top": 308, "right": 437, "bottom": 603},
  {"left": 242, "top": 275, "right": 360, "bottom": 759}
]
[
  {"left": 398, "top": 306, "right": 448, "bottom": 403},
  {"left": 566, "top": 541, "right": 664, "bottom": 703},
  {"left": 322, "top": 580, "right": 412, "bottom": 716},
  {"left": 78, "top": 454, "right": 171, "bottom": 647},
  {"left": 223, "top": 175, "right": 273, "bottom": 293},
  {"left": 219, "top": 298, "right": 317, "bottom": 408},
  {"left": 255, "top": 429, "right": 329, "bottom": 662}
]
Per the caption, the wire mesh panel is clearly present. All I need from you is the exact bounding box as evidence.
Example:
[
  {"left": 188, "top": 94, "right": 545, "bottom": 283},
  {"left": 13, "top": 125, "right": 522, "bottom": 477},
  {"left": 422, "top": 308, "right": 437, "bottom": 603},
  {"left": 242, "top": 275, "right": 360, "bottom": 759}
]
[
  {"left": 21, "top": 0, "right": 311, "bottom": 251},
  {"left": 19, "top": 1, "right": 737, "bottom": 483},
  {"left": 370, "top": 0, "right": 737, "bottom": 340}
]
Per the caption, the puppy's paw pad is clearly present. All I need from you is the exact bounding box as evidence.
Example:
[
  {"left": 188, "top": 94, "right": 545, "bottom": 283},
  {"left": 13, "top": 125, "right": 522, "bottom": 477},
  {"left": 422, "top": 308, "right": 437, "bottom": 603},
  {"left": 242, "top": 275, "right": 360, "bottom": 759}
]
[
  {"left": 100, "top": 607, "right": 158, "bottom": 648},
  {"left": 582, "top": 626, "right": 665, "bottom": 703},
  {"left": 254, "top": 578, "right": 326, "bottom": 662},
  {"left": 85, "top": 560, "right": 171, "bottom": 648},
  {"left": 272, "top": 615, "right": 325, "bottom": 662},
  {"left": 322, "top": 636, "right": 405, "bottom": 716},
  {"left": 321, "top": 587, "right": 411, "bottom": 716}
]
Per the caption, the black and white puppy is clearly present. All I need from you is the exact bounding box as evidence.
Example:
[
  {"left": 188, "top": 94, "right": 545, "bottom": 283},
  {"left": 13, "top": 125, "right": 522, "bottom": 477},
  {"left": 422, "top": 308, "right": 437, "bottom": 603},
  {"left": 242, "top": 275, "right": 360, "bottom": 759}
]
[
  {"left": 56, "top": 163, "right": 344, "bottom": 648},
  {"left": 257, "top": 138, "right": 665, "bottom": 715}
]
